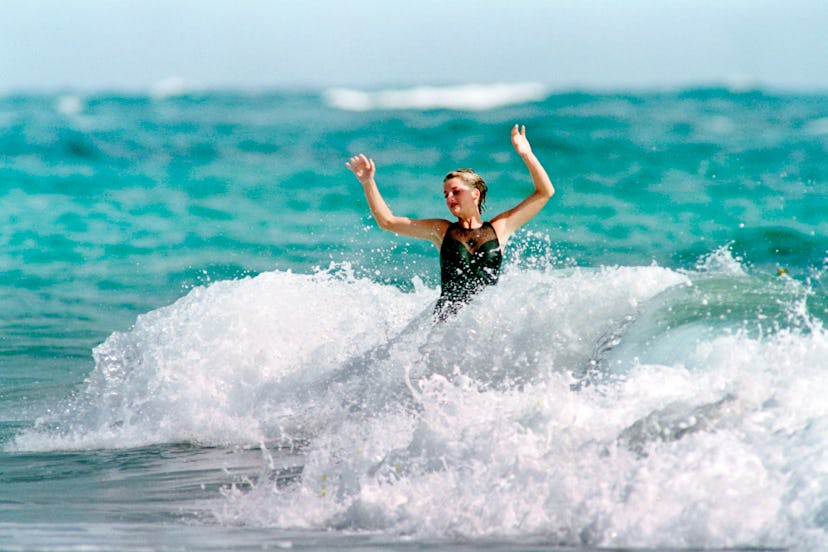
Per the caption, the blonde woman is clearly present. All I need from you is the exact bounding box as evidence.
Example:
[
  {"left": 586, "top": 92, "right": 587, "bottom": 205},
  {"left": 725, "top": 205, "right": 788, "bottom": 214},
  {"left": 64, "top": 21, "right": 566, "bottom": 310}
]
[{"left": 347, "top": 124, "right": 554, "bottom": 319}]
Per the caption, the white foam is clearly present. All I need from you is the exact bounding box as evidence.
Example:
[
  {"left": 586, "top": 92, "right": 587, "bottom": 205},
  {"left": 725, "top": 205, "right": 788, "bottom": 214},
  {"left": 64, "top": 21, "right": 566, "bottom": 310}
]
[
  {"left": 324, "top": 83, "right": 548, "bottom": 112},
  {"left": 804, "top": 117, "right": 828, "bottom": 136},
  {"left": 55, "top": 94, "right": 84, "bottom": 116},
  {"left": 215, "top": 265, "right": 825, "bottom": 549},
  {"left": 149, "top": 76, "right": 201, "bottom": 100},
  {"left": 694, "top": 242, "right": 748, "bottom": 276},
  {"left": 11, "top": 266, "right": 432, "bottom": 450},
  {"left": 217, "top": 324, "right": 828, "bottom": 549},
  {"left": 13, "top": 262, "right": 828, "bottom": 548}
]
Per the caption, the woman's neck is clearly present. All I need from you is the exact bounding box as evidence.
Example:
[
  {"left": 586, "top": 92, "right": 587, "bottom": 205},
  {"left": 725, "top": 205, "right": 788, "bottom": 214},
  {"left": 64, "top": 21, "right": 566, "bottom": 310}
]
[{"left": 455, "top": 213, "right": 483, "bottom": 229}]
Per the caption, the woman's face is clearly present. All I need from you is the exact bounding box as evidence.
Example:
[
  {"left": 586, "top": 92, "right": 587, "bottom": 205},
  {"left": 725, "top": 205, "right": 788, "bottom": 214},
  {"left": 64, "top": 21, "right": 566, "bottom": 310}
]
[{"left": 443, "top": 177, "right": 480, "bottom": 217}]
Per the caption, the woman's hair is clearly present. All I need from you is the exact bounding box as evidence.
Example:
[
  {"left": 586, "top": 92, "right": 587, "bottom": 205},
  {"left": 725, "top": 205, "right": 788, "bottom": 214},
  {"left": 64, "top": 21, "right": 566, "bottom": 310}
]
[{"left": 444, "top": 168, "right": 488, "bottom": 212}]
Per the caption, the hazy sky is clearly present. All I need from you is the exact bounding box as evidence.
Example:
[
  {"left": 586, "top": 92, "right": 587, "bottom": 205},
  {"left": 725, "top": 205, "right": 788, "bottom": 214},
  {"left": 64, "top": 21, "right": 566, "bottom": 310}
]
[{"left": 2, "top": 0, "right": 826, "bottom": 92}]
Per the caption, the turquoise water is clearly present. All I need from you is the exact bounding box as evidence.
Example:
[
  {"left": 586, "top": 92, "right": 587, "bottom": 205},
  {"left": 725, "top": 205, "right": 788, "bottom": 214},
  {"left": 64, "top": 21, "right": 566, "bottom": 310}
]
[{"left": 1, "top": 85, "right": 827, "bottom": 550}]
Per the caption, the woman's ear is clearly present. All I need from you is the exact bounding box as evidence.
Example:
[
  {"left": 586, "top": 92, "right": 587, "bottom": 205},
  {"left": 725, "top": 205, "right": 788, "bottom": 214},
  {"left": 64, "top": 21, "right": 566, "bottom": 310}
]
[{"left": 472, "top": 188, "right": 481, "bottom": 205}]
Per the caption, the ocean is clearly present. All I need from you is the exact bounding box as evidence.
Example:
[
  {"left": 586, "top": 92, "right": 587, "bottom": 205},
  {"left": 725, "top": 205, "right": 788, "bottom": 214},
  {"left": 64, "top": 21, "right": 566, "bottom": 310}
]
[{"left": 1, "top": 83, "right": 827, "bottom": 551}]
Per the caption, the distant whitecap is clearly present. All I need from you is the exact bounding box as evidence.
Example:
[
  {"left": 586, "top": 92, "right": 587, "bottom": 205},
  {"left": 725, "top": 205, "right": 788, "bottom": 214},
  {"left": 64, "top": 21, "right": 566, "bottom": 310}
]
[
  {"left": 55, "top": 94, "right": 84, "bottom": 116},
  {"left": 804, "top": 117, "right": 828, "bottom": 136},
  {"left": 324, "top": 82, "right": 548, "bottom": 111},
  {"left": 150, "top": 76, "right": 201, "bottom": 99}
]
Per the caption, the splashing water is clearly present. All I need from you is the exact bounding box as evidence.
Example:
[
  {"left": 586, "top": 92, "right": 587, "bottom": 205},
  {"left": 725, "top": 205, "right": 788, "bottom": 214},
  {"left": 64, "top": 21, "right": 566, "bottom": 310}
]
[{"left": 13, "top": 251, "right": 827, "bottom": 549}]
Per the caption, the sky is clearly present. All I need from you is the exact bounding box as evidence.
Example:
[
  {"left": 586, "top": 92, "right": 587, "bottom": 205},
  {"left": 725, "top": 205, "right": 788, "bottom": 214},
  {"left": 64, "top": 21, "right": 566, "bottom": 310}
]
[{"left": 2, "top": 0, "right": 827, "bottom": 93}]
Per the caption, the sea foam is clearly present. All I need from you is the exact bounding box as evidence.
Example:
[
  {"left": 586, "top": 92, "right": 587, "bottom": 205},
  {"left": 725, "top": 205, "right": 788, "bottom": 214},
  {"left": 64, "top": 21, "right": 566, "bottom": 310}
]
[
  {"left": 324, "top": 83, "right": 548, "bottom": 111},
  {"left": 11, "top": 259, "right": 828, "bottom": 549}
]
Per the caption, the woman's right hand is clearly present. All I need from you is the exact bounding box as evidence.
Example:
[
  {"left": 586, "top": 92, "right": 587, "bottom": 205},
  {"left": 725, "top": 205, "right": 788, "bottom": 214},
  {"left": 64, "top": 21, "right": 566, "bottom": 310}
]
[{"left": 346, "top": 154, "right": 376, "bottom": 184}]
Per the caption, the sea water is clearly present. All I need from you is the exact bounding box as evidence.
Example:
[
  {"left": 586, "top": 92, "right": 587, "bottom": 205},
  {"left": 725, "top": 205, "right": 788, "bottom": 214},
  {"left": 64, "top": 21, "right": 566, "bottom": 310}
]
[{"left": 1, "top": 84, "right": 827, "bottom": 550}]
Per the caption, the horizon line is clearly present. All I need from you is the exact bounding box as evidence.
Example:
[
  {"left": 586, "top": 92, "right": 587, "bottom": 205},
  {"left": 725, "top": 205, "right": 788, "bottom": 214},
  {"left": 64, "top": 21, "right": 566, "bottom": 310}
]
[{"left": 3, "top": 79, "right": 828, "bottom": 98}]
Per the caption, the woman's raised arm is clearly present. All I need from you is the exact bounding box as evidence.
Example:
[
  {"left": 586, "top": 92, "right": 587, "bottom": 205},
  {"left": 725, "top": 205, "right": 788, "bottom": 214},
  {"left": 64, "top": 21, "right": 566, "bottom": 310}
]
[
  {"left": 490, "top": 125, "right": 555, "bottom": 243},
  {"left": 347, "top": 154, "right": 448, "bottom": 246}
]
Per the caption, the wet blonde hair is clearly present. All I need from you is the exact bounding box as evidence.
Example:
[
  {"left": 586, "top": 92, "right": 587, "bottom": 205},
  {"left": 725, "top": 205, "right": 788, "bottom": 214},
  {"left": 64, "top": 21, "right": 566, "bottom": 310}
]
[{"left": 444, "top": 168, "right": 488, "bottom": 212}]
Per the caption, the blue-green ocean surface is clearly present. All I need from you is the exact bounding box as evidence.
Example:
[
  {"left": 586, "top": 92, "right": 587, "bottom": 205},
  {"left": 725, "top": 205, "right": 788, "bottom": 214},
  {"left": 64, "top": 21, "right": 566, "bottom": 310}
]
[{"left": 1, "top": 84, "right": 827, "bottom": 550}]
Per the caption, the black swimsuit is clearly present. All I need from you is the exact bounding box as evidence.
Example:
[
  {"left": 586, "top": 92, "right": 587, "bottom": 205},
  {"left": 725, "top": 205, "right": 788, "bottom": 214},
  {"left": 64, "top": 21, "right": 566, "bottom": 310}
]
[{"left": 434, "top": 221, "right": 503, "bottom": 319}]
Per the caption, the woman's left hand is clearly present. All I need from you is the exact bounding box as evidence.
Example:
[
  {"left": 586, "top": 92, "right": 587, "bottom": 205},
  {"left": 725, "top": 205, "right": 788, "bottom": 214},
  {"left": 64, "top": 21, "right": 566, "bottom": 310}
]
[{"left": 511, "top": 124, "right": 533, "bottom": 157}]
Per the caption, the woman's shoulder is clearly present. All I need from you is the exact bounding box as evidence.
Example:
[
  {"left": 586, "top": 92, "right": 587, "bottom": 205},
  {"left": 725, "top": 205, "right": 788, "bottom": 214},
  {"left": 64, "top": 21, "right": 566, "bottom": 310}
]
[
  {"left": 414, "top": 218, "right": 452, "bottom": 246},
  {"left": 487, "top": 218, "right": 509, "bottom": 245},
  {"left": 424, "top": 218, "right": 452, "bottom": 231}
]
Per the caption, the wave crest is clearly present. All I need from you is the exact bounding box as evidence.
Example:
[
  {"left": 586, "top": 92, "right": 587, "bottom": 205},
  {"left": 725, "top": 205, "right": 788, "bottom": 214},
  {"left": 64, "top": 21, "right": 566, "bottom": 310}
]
[{"left": 324, "top": 82, "right": 548, "bottom": 111}]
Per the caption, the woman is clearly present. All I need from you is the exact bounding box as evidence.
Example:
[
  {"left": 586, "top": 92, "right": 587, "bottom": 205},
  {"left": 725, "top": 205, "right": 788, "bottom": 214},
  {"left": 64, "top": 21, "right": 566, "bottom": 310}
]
[{"left": 347, "top": 124, "right": 554, "bottom": 319}]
